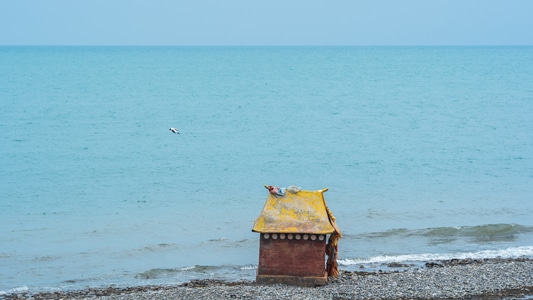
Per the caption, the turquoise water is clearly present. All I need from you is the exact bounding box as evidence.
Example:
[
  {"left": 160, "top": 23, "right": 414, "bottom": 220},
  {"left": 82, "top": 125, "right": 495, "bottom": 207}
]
[{"left": 1, "top": 46, "right": 532, "bottom": 293}]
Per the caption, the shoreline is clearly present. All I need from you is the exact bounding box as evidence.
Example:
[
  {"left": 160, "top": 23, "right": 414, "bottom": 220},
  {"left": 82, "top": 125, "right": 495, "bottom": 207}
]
[{"left": 2, "top": 258, "right": 532, "bottom": 300}]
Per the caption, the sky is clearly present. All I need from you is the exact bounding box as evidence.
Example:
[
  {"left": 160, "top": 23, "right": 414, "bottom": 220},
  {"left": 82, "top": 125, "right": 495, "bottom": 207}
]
[{"left": 1, "top": 0, "right": 532, "bottom": 46}]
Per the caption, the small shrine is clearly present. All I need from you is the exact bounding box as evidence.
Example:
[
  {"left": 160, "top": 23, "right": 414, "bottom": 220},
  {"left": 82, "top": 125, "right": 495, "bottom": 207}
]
[{"left": 252, "top": 185, "right": 341, "bottom": 287}]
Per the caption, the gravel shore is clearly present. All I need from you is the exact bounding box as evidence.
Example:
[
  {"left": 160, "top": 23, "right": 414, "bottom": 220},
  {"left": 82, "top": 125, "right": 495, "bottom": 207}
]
[{"left": 3, "top": 258, "right": 532, "bottom": 300}]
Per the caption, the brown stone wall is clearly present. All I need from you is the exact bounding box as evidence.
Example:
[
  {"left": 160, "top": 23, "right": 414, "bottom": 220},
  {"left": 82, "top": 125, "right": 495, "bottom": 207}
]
[{"left": 257, "top": 234, "right": 326, "bottom": 277}]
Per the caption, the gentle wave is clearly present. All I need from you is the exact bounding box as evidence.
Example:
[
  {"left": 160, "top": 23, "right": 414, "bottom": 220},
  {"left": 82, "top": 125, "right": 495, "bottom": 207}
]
[
  {"left": 352, "top": 223, "right": 533, "bottom": 243},
  {"left": 339, "top": 245, "right": 533, "bottom": 266},
  {"left": 0, "top": 286, "right": 29, "bottom": 296},
  {"left": 423, "top": 224, "right": 533, "bottom": 239},
  {"left": 136, "top": 268, "right": 184, "bottom": 279},
  {"left": 135, "top": 265, "right": 226, "bottom": 280},
  {"left": 136, "top": 264, "right": 258, "bottom": 280}
]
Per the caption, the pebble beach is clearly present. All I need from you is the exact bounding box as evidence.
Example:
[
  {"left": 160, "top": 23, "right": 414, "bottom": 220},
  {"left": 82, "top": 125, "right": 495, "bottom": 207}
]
[{"left": 3, "top": 258, "right": 532, "bottom": 300}]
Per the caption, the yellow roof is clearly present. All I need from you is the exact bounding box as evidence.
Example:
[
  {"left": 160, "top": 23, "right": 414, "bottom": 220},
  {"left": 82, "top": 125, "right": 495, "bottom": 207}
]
[{"left": 252, "top": 188, "right": 335, "bottom": 234}]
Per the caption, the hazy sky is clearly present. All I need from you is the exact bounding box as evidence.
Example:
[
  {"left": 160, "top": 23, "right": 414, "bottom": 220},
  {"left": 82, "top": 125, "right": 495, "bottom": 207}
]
[{"left": 1, "top": 0, "right": 532, "bottom": 46}]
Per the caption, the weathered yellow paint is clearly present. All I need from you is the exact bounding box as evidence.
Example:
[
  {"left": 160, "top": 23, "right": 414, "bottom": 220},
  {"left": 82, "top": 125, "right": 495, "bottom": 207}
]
[{"left": 252, "top": 188, "right": 335, "bottom": 234}]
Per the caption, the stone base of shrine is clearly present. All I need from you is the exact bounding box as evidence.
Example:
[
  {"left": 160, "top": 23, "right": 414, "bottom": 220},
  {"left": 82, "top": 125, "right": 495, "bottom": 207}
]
[{"left": 256, "top": 273, "right": 328, "bottom": 287}]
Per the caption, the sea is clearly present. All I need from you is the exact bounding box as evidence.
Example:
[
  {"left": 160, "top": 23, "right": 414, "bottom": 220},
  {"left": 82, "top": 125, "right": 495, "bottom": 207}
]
[{"left": 1, "top": 46, "right": 532, "bottom": 294}]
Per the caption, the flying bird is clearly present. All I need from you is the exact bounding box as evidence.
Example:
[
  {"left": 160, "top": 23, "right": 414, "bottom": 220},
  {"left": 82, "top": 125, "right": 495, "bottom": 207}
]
[{"left": 169, "top": 128, "right": 180, "bottom": 134}]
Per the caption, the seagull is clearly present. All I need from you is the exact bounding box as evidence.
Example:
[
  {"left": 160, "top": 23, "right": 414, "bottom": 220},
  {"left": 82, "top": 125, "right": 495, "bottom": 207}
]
[{"left": 169, "top": 128, "right": 180, "bottom": 134}]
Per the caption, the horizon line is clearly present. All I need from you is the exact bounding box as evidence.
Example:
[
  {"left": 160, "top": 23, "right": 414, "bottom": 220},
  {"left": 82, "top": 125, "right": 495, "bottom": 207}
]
[{"left": 1, "top": 44, "right": 532, "bottom": 47}]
